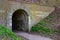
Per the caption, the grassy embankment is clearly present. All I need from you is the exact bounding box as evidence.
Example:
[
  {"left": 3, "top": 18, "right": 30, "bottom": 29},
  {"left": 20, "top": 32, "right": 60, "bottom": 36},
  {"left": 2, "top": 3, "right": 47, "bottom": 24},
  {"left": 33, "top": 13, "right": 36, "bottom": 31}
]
[{"left": 0, "top": 25, "right": 23, "bottom": 40}]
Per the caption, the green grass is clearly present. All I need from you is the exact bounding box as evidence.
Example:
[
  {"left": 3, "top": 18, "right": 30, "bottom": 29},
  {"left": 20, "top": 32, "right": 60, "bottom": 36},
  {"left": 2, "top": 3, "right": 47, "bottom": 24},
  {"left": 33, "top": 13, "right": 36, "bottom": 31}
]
[{"left": 0, "top": 25, "right": 23, "bottom": 40}]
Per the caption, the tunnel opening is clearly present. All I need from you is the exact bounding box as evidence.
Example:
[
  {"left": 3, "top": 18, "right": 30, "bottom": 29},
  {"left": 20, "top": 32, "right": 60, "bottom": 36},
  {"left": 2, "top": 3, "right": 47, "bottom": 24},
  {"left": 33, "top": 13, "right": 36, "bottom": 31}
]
[{"left": 12, "top": 9, "right": 28, "bottom": 32}]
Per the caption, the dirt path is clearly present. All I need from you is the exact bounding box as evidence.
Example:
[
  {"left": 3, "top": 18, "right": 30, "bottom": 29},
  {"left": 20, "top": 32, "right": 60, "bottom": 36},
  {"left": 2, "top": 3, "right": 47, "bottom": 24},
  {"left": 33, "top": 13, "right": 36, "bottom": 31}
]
[{"left": 15, "top": 32, "right": 52, "bottom": 40}]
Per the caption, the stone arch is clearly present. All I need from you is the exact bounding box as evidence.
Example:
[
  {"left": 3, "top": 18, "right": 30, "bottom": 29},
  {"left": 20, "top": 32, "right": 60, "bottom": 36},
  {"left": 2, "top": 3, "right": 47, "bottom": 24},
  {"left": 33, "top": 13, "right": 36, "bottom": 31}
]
[{"left": 7, "top": 1, "right": 34, "bottom": 31}]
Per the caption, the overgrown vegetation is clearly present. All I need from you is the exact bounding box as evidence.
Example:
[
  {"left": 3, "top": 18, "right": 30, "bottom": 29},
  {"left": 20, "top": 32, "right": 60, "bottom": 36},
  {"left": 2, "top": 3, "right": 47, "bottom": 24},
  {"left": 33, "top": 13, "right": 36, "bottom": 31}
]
[
  {"left": 31, "top": 20, "right": 59, "bottom": 35},
  {"left": 31, "top": 14, "right": 59, "bottom": 36},
  {"left": 0, "top": 25, "right": 23, "bottom": 40}
]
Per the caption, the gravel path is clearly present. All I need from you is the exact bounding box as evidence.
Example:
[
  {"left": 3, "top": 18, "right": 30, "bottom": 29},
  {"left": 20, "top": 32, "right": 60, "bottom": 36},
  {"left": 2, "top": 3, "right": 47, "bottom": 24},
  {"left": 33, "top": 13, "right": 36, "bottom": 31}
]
[{"left": 15, "top": 32, "right": 52, "bottom": 40}]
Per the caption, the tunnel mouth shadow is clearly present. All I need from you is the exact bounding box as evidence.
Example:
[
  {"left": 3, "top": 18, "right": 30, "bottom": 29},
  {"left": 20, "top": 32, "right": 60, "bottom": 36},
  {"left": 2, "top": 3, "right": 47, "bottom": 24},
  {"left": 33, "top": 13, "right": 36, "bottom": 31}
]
[{"left": 12, "top": 9, "right": 28, "bottom": 32}]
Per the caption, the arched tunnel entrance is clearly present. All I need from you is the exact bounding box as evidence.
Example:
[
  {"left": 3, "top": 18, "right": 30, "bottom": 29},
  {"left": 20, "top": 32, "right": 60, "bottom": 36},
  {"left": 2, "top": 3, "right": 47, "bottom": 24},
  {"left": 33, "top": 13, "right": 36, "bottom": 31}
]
[{"left": 12, "top": 9, "right": 28, "bottom": 32}]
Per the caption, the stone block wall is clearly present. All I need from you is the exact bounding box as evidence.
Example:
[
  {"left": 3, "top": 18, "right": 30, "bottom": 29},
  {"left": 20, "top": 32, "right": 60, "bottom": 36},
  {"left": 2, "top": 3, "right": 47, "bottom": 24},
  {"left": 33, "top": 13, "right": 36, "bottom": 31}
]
[{"left": 0, "top": 0, "right": 8, "bottom": 25}]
